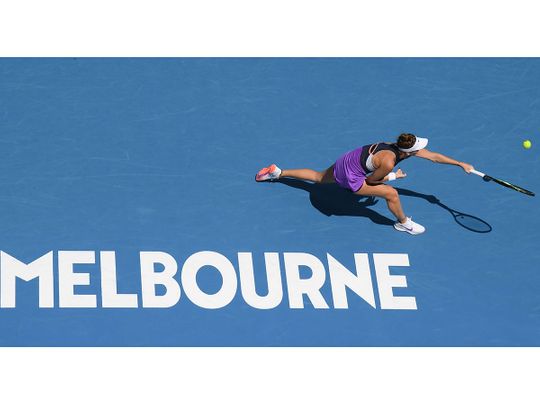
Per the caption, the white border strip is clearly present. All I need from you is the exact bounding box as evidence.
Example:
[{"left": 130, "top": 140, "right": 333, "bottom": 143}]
[
  {"left": 0, "top": 0, "right": 539, "bottom": 56},
  {"left": 0, "top": 348, "right": 537, "bottom": 404}
]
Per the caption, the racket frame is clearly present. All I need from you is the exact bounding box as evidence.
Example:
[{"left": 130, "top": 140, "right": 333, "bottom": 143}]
[{"left": 470, "top": 169, "right": 534, "bottom": 196}]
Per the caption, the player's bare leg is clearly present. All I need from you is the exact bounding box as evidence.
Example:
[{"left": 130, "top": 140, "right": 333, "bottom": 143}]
[{"left": 355, "top": 181, "right": 425, "bottom": 235}]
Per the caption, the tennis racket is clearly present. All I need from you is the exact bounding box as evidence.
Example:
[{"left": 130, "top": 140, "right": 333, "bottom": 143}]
[{"left": 471, "top": 169, "right": 535, "bottom": 197}]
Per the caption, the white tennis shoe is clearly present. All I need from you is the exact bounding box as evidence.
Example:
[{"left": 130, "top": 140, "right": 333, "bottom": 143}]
[{"left": 394, "top": 217, "right": 425, "bottom": 235}]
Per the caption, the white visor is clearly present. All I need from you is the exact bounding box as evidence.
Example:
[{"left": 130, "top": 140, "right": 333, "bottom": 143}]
[{"left": 398, "top": 136, "right": 428, "bottom": 152}]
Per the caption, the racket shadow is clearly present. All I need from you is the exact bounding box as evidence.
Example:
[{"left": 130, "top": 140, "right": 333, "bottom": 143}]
[
  {"left": 276, "top": 178, "right": 395, "bottom": 226},
  {"left": 395, "top": 188, "right": 492, "bottom": 233}
]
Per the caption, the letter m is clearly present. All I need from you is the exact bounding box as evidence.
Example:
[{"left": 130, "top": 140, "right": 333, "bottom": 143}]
[{"left": 1, "top": 251, "right": 54, "bottom": 308}]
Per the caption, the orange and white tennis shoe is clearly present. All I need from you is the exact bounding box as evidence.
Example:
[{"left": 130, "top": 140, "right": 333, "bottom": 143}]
[{"left": 255, "top": 164, "right": 282, "bottom": 182}]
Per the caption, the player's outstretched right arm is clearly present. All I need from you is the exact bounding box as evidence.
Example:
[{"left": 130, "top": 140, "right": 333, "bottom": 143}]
[{"left": 415, "top": 149, "right": 474, "bottom": 173}]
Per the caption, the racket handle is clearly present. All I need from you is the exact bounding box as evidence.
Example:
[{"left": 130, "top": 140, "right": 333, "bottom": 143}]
[{"left": 470, "top": 169, "right": 486, "bottom": 177}]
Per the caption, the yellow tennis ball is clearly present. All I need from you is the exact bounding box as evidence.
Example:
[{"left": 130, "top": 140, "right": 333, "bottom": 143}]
[{"left": 523, "top": 140, "right": 532, "bottom": 149}]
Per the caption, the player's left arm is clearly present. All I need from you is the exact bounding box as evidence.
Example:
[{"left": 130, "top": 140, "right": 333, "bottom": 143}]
[{"left": 414, "top": 149, "right": 474, "bottom": 173}]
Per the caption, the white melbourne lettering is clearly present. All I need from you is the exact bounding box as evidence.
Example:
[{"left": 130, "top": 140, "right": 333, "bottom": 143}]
[{"left": 0, "top": 250, "right": 418, "bottom": 310}]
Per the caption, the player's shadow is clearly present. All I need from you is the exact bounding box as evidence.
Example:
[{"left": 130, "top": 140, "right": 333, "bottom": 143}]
[
  {"left": 276, "top": 179, "right": 395, "bottom": 226},
  {"left": 276, "top": 179, "right": 492, "bottom": 232}
]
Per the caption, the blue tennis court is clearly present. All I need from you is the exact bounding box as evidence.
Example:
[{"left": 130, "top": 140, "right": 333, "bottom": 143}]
[{"left": 0, "top": 58, "right": 538, "bottom": 346}]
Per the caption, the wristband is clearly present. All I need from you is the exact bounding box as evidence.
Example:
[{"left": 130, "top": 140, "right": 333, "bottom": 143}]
[{"left": 387, "top": 172, "right": 397, "bottom": 181}]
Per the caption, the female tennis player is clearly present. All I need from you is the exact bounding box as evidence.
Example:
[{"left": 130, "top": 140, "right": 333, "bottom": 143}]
[{"left": 255, "top": 133, "right": 474, "bottom": 235}]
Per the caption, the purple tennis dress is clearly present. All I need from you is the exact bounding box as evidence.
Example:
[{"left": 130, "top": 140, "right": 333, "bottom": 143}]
[{"left": 333, "top": 147, "right": 367, "bottom": 192}]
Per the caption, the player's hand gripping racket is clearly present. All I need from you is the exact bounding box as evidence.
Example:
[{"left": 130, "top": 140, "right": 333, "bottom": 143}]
[{"left": 470, "top": 170, "right": 535, "bottom": 197}]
